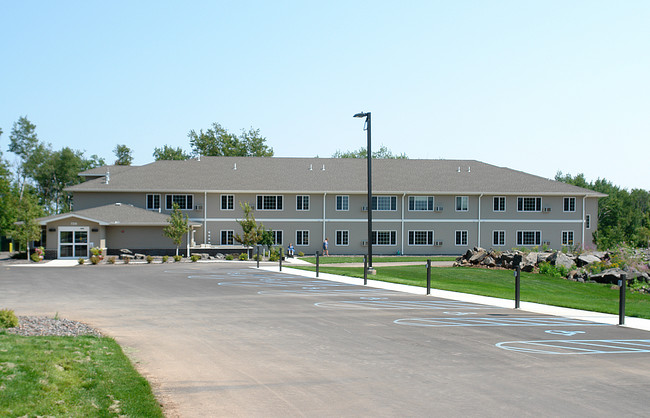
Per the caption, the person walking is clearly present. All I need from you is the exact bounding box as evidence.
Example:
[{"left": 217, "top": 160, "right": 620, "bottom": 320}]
[{"left": 323, "top": 238, "right": 329, "bottom": 256}]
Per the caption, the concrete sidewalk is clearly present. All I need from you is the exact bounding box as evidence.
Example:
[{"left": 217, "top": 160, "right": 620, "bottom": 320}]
[{"left": 266, "top": 265, "right": 650, "bottom": 332}]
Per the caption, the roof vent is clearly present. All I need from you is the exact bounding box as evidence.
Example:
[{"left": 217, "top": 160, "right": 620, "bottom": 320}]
[
  {"left": 457, "top": 166, "right": 461, "bottom": 173},
  {"left": 198, "top": 153, "right": 201, "bottom": 162},
  {"left": 115, "top": 203, "right": 121, "bottom": 206},
  {"left": 309, "top": 164, "right": 313, "bottom": 171},
  {"left": 233, "top": 163, "right": 237, "bottom": 170},
  {"left": 105, "top": 170, "right": 110, "bottom": 184},
  {"left": 321, "top": 164, "right": 325, "bottom": 171},
  {"left": 468, "top": 166, "right": 471, "bottom": 173}
]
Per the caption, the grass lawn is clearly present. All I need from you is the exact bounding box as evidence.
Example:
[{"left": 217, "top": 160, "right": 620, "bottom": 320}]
[
  {"left": 299, "top": 255, "right": 457, "bottom": 264},
  {"left": 292, "top": 265, "right": 650, "bottom": 319},
  {"left": 0, "top": 334, "right": 163, "bottom": 417}
]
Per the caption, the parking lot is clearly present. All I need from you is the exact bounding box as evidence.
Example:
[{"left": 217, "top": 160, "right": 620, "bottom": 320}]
[{"left": 2, "top": 262, "right": 650, "bottom": 416}]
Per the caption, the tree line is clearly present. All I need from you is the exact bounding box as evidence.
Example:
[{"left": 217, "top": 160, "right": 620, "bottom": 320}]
[{"left": 555, "top": 172, "right": 650, "bottom": 249}]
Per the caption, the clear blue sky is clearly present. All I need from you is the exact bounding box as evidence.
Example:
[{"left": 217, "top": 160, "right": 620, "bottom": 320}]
[{"left": 1, "top": 1, "right": 649, "bottom": 190}]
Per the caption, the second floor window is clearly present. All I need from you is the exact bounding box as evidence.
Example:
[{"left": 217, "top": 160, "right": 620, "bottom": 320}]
[
  {"left": 296, "top": 195, "right": 310, "bottom": 211},
  {"left": 409, "top": 196, "right": 434, "bottom": 211},
  {"left": 564, "top": 197, "right": 576, "bottom": 212},
  {"left": 456, "top": 196, "right": 468, "bottom": 212},
  {"left": 221, "top": 194, "right": 234, "bottom": 210},
  {"left": 372, "top": 196, "right": 397, "bottom": 211},
  {"left": 493, "top": 196, "right": 505, "bottom": 212},
  {"left": 146, "top": 194, "right": 160, "bottom": 210},
  {"left": 257, "top": 195, "right": 283, "bottom": 210},
  {"left": 166, "top": 194, "right": 193, "bottom": 210},
  {"left": 336, "top": 195, "right": 349, "bottom": 211}
]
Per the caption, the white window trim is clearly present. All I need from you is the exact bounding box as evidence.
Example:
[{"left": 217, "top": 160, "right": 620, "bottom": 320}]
[
  {"left": 493, "top": 196, "right": 506, "bottom": 212},
  {"left": 335, "top": 230, "right": 349, "bottom": 246},
  {"left": 220, "top": 230, "right": 234, "bottom": 245},
  {"left": 221, "top": 194, "right": 234, "bottom": 211},
  {"left": 455, "top": 230, "right": 468, "bottom": 246},
  {"left": 273, "top": 230, "right": 283, "bottom": 246},
  {"left": 516, "top": 230, "right": 542, "bottom": 246},
  {"left": 492, "top": 230, "right": 506, "bottom": 246},
  {"left": 165, "top": 194, "right": 194, "bottom": 210},
  {"left": 256, "top": 195, "right": 284, "bottom": 211},
  {"left": 407, "top": 230, "right": 434, "bottom": 246},
  {"left": 336, "top": 195, "right": 349, "bottom": 211},
  {"left": 408, "top": 196, "right": 435, "bottom": 212},
  {"left": 561, "top": 230, "right": 575, "bottom": 246},
  {"left": 563, "top": 197, "right": 576, "bottom": 212},
  {"left": 296, "top": 230, "right": 309, "bottom": 246},
  {"left": 146, "top": 194, "right": 161, "bottom": 211},
  {"left": 372, "top": 230, "right": 397, "bottom": 246},
  {"left": 296, "top": 195, "right": 310, "bottom": 211},
  {"left": 373, "top": 196, "right": 398, "bottom": 211},
  {"left": 586, "top": 214, "right": 591, "bottom": 230},
  {"left": 455, "top": 196, "right": 469, "bottom": 212},
  {"left": 517, "top": 196, "right": 542, "bottom": 213}
]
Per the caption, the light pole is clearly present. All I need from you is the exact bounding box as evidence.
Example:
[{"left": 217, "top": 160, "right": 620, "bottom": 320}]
[{"left": 353, "top": 111, "right": 373, "bottom": 273}]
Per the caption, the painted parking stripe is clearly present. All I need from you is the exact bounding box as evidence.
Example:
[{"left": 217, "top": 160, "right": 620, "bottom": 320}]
[
  {"left": 394, "top": 317, "right": 608, "bottom": 327},
  {"left": 496, "top": 340, "right": 650, "bottom": 355},
  {"left": 258, "top": 289, "right": 397, "bottom": 296},
  {"left": 315, "top": 300, "right": 496, "bottom": 310}
]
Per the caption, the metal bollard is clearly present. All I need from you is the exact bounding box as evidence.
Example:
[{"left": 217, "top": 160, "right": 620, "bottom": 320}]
[
  {"left": 619, "top": 274, "right": 627, "bottom": 325},
  {"left": 426, "top": 259, "right": 431, "bottom": 295},
  {"left": 279, "top": 249, "right": 282, "bottom": 271},
  {"left": 256, "top": 245, "right": 260, "bottom": 268},
  {"left": 316, "top": 251, "right": 320, "bottom": 277}
]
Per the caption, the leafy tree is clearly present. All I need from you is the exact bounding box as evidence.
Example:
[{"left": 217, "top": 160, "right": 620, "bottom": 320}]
[
  {"left": 113, "top": 144, "right": 133, "bottom": 165},
  {"left": 258, "top": 225, "right": 274, "bottom": 253},
  {"left": 163, "top": 203, "right": 189, "bottom": 256},
  {"left": 153, "top": 145, "right": 190, "bottom": 161},
  {"left": 332, "top": 145, "right": 407, "bottom": 159},
  {"left": 234, "top": 202, "right": 262, "bottom": 247},
  {"left": 8, "top": 116, "right": 40, "bottom": 198},
  {"left": 188, "top": 123, "right": 273, "bottom": 157},
  {"left": 7, "top": 188, "right": 44, "bottom": 259}
]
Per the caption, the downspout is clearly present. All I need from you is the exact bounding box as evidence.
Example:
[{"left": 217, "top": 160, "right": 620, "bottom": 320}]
[
  {"left": 204, "top": 191, "right": 207, "bottom": 245},
  {"left": 401, "top": 192, "right": 406, "bottom": 255},
  {"left": 477, "top": 194, "right": 483, "bottom": 248},
  {"left": 322, "top": 192, "right": 327, "bottom": 247},
  {"left": 582, "top": 195, "right": 586, "bottom": 250}
]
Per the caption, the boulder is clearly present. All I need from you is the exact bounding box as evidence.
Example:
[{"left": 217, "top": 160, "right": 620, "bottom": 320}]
[
  {"left": 134, "top": 253, "right": 146, "bottom": 260},
  {"left": 589, "top": 268, "right": 627, "bottom": 284},
  {"left": 482, "top": 256, "right": 496, "bottom": 267},
  {"left": 120, "top": 248, "right": 133, "bottom": 254},
  {"left": 548, "top": 251, "right": 575, "bottom": 270},
  {"left": 576, "top": 254, "right": 601, "bottom": 267},
  {"left": 469, "top": 250, "right": 487, "bottom": 264},
  {"left": 537, "top": 252, "right": 552, "bottom": 263}
]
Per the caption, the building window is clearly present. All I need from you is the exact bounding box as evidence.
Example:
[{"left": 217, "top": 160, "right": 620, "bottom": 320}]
[
  {"left": 586, "top": 214, "right": 591, "bottom": 229},
  {"left": 408, "top": 230, "right": 434, "bottom": 246},
  {"left": 372, "top": 230, "right": 397, "bottom": 246},
  {"left": 336, "top": 195, "right": 349, "bottom": 211},
  {"left": 296, "top": 230, "right": 309, "bottom": 246},
  {"left": 146, "top": 194, "right": 160, "bottom": 210},
  {"left": 166, "top": 194, "right": 193, "bottom": 210},
  {"left": 517, "top": 197, "right": 542, "bottom": 212},
  {"left": 455, "top": 230, "right": 468, "bottom": 246},
  {"left": 296, "top": 195, "right": 310, "bottom": 211},
  {"left": 221, "top": 230, "right": 234, "bottom": 245},
  {"left": 563, "top": 197, "right": 576, "bottom": 212},
  {"left": 256, "top": 195, "right": 283, "bottom": 210},
  {"left": 493, "top": 196, "right": 506, "bottom": 212},
  {"left": 562, "top": 231, "right": 574, "bottom": 246},
  {"left": 372, "top": 196, "right": 397, "bottom": 211},
  {"left": 493, "top": 230, "right": 505, "bottom": 246},
  {"left": 517, "top": 230, "right": 541, "bottom": 246},
  {"left": 273, "top": 230, "right": 283, "bottom": 245},
  {"left": 408, "top": 196, "right": 434, "bottom": 211},
  {"left": 455, "top": 196, "right": 469, "bottom": 212},
  {"left": 336, "top": 230, "right": 349, "bottom": 246},
  {"left": 221, "top": 194, "right": 234, "bottom": 210}
]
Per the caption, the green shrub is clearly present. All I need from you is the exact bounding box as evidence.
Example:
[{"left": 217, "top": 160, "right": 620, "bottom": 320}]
[
  {"left": 123, "top": 256, "right": 130, "bottom": 264},
  {"left": 90, "top": 247, "right": 103, "bottom": 257},
  {"left": 0, "top": 309, "right": 19, "bottom": 328},
  {"left": 269, "top": 252, "right": 279, "bottom": 262},
  {"left": 191, "top": 255, "right": 200, "bottom": 262},
  {"left": 107, "top": 256, "right": 116, "bottom": 264},
  {"left": 30, "top": 252, "right": 41, "bottom": 262},
  {"left": 162, "top": 255, "right": 169, "bottom": 263},
  {"left": 90, "top": 256, "right": 100, "bottom": 265},
  {"left": 239, "top": 253, "right": 248, "bottom": 261},
  {"left": 298, "top": 251, "right": 305, "bottom": 257},
  {"left": 146, "top": 255, "right": 154, "bottom": 264},
  {"left": 173, "top": 255, "right": 182, "bottom": 262},
  {"left": 225, "top": 254, "right": 234, "bottom": 261},
  {"left": 78, "top": 258, "right": 85, "bottom": 265},
  {"left": 539, "top": 261, "right": 569, "bottom": 278}
]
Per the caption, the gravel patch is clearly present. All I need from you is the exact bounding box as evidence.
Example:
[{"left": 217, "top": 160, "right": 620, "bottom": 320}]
[{"left": 5, "top": 316, "right": 103, "bottom": 337}]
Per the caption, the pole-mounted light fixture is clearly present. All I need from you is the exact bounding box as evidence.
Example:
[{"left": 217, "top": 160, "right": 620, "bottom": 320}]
[{"left": 353, "top": 111, "right": 373, "bottom": 273}]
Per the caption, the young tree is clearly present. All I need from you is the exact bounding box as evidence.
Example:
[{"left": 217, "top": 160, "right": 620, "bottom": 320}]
[
  {"left": 234, "top": 202, "right": 262, "bottom": 247},
  {"left": 258, "top": 225, "right": 275, "bottom": 255},
  {"left": 114, "top": 144, "right": 133, "bottom": 165},
  {"left": 8, "top": 189, "right": 44, "bottom": 259},
  {"left": 153, "top": 145, "right": 190, "bottom": 161},
  {"left": 188, "top": 122, "right": 273, "bottom": 157},
  {"left": 332, "top": 145, "right": 408, "bottom": 159},
  {"left": 163, "top": 203, "right": 189, "bottom": 256}
]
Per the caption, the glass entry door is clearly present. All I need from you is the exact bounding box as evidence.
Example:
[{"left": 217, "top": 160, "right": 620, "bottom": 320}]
[{"left": 58, "top": 227, "right": 89, "bottom": 258}]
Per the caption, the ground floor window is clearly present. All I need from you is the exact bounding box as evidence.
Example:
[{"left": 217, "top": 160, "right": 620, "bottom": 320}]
[
  {"left": 336, "top": 230, "right": 349, "bottom": 246},
  {"left": 408, "top": 230, "right": 433, "bottom": 246},
  {"left": 493, "top": 230, "right": 505, "bottom": 246},
  {"left": 296, "top": 230, "right": 309, "bottom": 246},
  {"left": 221, "top": 230, "right": 234, "bottom": 245},
  {"left": 517, "top": 230, "right": 541, "bottom": 246},
  {"left": 372, "top": 230, "right": 397, "bottom": 246},
  {"left": 273, "top": 230, "right": 283, "bottom": 245},
  {"left": 562, "top": 231, "right": 574, "bottom": 246},
  {"left": 455, "top": 230, "right": 468, "bottom": 246}
]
